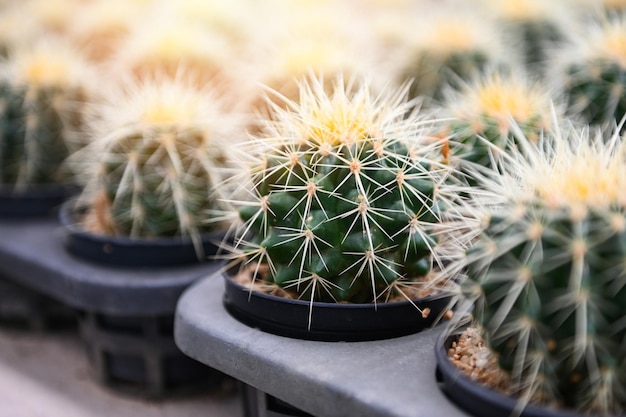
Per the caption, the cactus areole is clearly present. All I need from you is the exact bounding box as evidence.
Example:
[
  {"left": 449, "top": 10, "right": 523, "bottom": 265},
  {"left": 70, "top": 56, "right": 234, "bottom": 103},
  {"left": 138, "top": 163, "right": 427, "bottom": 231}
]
[{"left": 224, "top": 76, "right": 458, "bottom": 340}]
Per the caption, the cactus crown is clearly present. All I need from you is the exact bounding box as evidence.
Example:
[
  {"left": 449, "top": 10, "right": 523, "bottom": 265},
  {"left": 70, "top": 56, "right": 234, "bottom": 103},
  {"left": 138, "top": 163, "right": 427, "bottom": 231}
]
[
  {"left": 460, "top": 124, "right": 626, "bottom": 415},
  {"left": 71, "top": 76, "right": 239, "bottom": 256},
  {"left": 226, "top": 74, "right": 463, "bottom": 307}
]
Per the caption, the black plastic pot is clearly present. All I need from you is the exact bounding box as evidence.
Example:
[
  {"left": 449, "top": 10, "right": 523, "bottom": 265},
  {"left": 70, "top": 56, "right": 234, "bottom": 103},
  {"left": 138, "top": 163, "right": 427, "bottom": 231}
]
[
  {"left": 59, "top": 201, "right": 227, "bottom": 267},
  {"left": 435, "top": 330, "right": 593, "bottom": 417},
  {"left": 223, "top": 271, "right": 452, "bottom": 342},
  {"left": 0, "top": 184, "right": 76, "bottom": 217}
]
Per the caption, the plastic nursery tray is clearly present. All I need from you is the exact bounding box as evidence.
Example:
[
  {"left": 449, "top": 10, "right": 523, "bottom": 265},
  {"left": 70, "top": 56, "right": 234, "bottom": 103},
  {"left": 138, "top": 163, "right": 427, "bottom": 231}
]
[{"left": 0, "top": 217, "right": 227, "bottom": 398}]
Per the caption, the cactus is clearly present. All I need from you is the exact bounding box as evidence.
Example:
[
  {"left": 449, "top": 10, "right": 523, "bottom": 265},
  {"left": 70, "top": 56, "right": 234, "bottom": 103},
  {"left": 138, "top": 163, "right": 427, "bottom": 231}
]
[
  {"left": 481, "top": 0, "right": 568, "bottom": 75},
  {"left": 460, "top": 124, "right": 626, "bottom": 415},
  {"left": 396, "top": 7, "right": 505, "bottom": 105},
  {"left": 441, "top": 69, "right": 557, "bottom": 173},
  {"left": 112, "top": 14, "right": 236, "bottom": 88},
  {"left": 70, "top": 77, "right": 241, "bottom": 257},
  {"left": 554, "top": 13, "right": 626, "bottom": 131},
  {"left": 227, "top": 75, "right": 465, "bottom": 306},
  {"left": 0, "top": 38, "right": 94, "bottom": 189}
]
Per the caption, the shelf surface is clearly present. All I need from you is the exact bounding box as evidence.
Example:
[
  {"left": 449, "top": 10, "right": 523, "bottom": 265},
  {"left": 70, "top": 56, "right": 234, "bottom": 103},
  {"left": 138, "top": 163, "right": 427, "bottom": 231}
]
[
  {"left": 175, "top": 275, "right": 471, "bottom": 417},
  {"left": 0, "top": 217, "right": 221, "bottom": 316}
]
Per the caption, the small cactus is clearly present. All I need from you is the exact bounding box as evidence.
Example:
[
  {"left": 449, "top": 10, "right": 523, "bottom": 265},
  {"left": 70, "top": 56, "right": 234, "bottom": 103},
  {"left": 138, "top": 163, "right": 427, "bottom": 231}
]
[
  {"left": 70, "top": 76, "right": 241, "bottom": 257},
  {"left": 441, "top": 69, "right": 557, "bottom": 173},
  {"left": 481, "top": 0, "right": 568, "bottom": 75},
  {"left": 554, "top": 13, "right": 626, "bottom": 130},
  {"left": 112, "top": 14, "right": 236, "bottom": 88},
  {"left": 395, "top": 7, "right": 505, "bottom": 104},
  {"left": 226, "top": 75, "right": 466, "bottom": 306},
  {"left": 0, "top": 38, "right": 95, "bottom": 189},
  {"left": 460, "top": 124, "right": 626, "bottom": 415}
]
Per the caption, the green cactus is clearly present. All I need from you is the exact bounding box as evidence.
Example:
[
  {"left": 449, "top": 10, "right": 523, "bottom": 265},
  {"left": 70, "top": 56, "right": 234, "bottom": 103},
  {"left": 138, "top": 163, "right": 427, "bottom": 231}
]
[
  {"left": 482, "top": 0, "right": 566, "bottom": 76},
  {"left": 228, "top": 75, "right": 463, "bottom": 305},
  {"left": 461, "top": 125, "right": 626, "bottom": 415},
  {"left": 556, "top": 13, "right": 626, "bottom": 131},
  {"left": 398, "top": 9, "right": 504, "bottom": 104},
  {"left": 441, "top": 70, "right": 556, "bottom": 174},
  {"left": 71, "top": 77, "right": 239, "bottom": 257},
  {"left": 0, "top": 39, "right": 93, "bottom": 189}
]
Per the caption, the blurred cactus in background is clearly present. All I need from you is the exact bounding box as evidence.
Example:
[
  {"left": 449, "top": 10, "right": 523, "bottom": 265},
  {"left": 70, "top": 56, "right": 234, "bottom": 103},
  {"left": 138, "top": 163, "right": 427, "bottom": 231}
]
[
  {"left": 439, "top": 69, "right": 558, "bottom": 176},
  {"left": 394, "top": 5, "right": 507, "bottom": 105},
  {"left": 0, "top": 38, "right": 96, "bottom": 190},
  {"left": 68, "top": 76, "right": 243, "bottom": 257},
  {"left": 553, "top": 12, "right": 626, "bottom": 131},
  {"left": 479, "top": 0, "right": 570, "bottom": 75}
]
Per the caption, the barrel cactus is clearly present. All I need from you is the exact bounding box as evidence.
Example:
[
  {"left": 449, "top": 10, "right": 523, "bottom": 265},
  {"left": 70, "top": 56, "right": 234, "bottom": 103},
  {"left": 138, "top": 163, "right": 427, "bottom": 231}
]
[
  {"left": 70, "top": 77, "right": 241, "bottom": 257},
  {"left": 461, "top": 124, "right": 626, "bottom": 415},
  {"left": 480, "top": 0, "right": 568, "bottom": 75},
  {"left": 554, "top": 12, "right": 626, "bottom": 131},
  {"left": 441, "top": 69, "right": 557, "bottom": 174},
  {"left": 0, "top": 38, "right": 95, "bottom": 189},
  {"left": 396, "top": 7, "right": 505, "bottom": 105},
  {"left": 227, "top": 75, "right": 465, "bottom": 306}
]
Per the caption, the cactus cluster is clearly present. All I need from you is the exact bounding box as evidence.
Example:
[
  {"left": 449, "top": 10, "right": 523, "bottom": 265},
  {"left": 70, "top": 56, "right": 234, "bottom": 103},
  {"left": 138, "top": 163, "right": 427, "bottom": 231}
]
[
  {"left": 71, "top": 77, "right": 239, "bottom": 256},
  {"left": 461, "top": 125, "right": 626, "bottom": 415},
  {"left": 554, "top": 13, "right": 626, "bottom": 130},
  {"left": 228, "top": 76, "right": 461, "bottom": 305},
  {"left": 0, "top": 39, "right": 94, "bottom": 189}
]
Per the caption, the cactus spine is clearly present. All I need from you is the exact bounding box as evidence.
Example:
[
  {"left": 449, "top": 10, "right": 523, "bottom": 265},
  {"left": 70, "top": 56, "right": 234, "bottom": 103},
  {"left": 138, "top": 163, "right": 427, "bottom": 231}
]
[
  {"left": 0, "top": 39, "right": 93, "bottom": 189},
  {"left": 72, "top": 77, "right": 239, "bottom": 256},
  {"left": 228, "top": 75, "right": 462, "bottom": 305},
  {"left": 461, "top": 125, "right": 626, "bottom": 415}
]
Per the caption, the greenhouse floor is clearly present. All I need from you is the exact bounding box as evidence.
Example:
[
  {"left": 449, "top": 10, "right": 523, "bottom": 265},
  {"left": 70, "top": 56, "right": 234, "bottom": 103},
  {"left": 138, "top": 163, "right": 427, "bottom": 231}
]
[{"left": 0, "top": 326, "right": 242, "bottom": 417}]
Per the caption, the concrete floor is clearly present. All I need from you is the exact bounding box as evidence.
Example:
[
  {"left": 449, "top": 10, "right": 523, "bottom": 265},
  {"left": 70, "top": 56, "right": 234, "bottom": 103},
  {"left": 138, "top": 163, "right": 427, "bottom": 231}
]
[{"left": 0, "top": 326, "right": 243, "bottom": 417}]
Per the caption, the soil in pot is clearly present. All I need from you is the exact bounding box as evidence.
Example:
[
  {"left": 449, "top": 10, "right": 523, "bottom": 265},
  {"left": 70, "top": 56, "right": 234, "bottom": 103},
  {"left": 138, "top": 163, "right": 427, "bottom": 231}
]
[
  {"left": 436, "top": 327, "right": 611, "bottom": 417},
  {"left": 222, "top": 267, "right": 454, "bottom": 342}
]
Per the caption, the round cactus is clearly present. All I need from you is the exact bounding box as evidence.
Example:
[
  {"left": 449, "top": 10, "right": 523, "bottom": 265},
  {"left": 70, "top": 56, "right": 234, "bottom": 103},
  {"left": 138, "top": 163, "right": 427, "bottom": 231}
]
[
  {"left": 441, "top": 69, "right": 558, "bottom": 173},
  {"left": 554, "top": 13, "right": 626, "bottom": 130},
  {"left": 111, "top": 13, "right": 236, "bottom": 88},
  {"left": 461, "top": 124, "right": 626, "bottom": 415},
  {"left": 227, "top": 75, "right": 465, "bottom": 305},
  {"left": 0, "top": 38, "right": 95, "bottom": 189},
  {"left": 395, "top": 7, "right": 506, "bottom": 105},
  {"left": 480, "top": 0, "right": 568, "bottom": 75},
  {"left": 70, "top": 76, "right": 242, "bottom": 257}
]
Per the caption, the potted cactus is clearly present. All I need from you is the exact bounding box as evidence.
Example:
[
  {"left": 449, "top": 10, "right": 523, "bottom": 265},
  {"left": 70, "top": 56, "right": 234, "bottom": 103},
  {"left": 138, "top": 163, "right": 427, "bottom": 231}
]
[
  {"left": 220, "top": 74, "right": 471, "bottom": 342},
  {"left": 0, "top": 37, "right": 96, "bottom": 217},
  {"left": 552, "top": 12, "right": 626, "bottom": 131},
  {"left": 436, "top": 123, "right": 626, "bottom": 417},
  {"left": 61, "top": 75, "right": 242, "bottom": 266}
]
